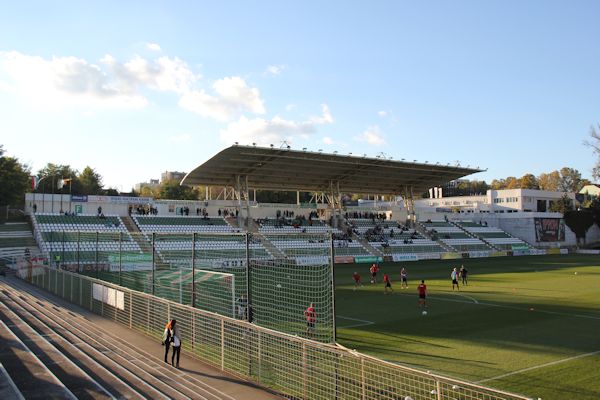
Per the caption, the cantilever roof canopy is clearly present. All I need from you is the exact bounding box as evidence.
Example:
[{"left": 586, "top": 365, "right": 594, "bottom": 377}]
[{"left": 181, "top": 145, "right": 483, "bottom": 195}]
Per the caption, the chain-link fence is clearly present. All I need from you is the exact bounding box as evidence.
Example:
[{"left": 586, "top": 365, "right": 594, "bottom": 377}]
[{"left": 17, "top": 264, "right": 532, "bottom": 400}]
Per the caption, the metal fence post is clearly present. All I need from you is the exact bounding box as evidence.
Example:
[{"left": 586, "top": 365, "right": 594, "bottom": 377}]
[
  {"left": 221, "top": 319, "right": 225, "bottom": 371},
  {"left": 192, "top": 233, "right": 196, "bottom": 307},
  {"left": 61, "top": 231, "right": 65, "bottom": 269},
  {"left": 361, "top": 357, "right": 366, "bottom": 400},
  {"left": 95, "top": 231, "right": 99, "bottom": 279},
  {"left": 77, "top": 230, "right": 80, "bottom": 273},
  {"left": 302, "top": 342, "right": 308, "bottom": 399},
  {"left": 330, "top": 231, "right": 337, "bottom": 342},
  {"left": 436, "top": 380, "right": 442, "bottom": 400},
  {"left": 129, "top": 292, "right": 133, "bottom": 329},
  {"left": 151, "top": 233, "right": 155, "bottom": 296},
  {"left": 246, "top": 232, "right": 251, "bottom": 322},
  {"left": 119, "top": 231, "right": 122, "bottom": 286}
]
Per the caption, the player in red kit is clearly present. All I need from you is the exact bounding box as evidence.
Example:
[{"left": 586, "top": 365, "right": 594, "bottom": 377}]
[
  {"left": 383, "top": 273, "right": 393, "bottom": 294},
  {"left": 369, "top": 263, "right": 379, "bottom": 283},
  {"left": 352, "top": 271, "right": 362, "bottom": 290},
  {"left": 417, "top": 280, "right": 428, "bottom": 310},
  {"left": 304, "top": 303, "right": 316, "bottom": 338}
]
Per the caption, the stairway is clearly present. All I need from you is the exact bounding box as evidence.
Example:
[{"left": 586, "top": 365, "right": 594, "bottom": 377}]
[
  {"left": 0, "top": 276, "right": 281, "bottom": 399},
  {"left": 256, "top": 233, "right": 287, "bottom": 259},
  {"left": 415, "top": 222, "right": 456, "bottom": 252},
  {"left": 449, "top": 221, "right": 499, "bottom": 251},
  {"left": 120, "top": 216, "right": 164, "bottom": 264}
]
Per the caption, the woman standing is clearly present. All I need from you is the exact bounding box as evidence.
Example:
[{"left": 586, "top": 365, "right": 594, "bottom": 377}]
[{"left": 170, "top": 320, "right": 181, "bottom": 368}]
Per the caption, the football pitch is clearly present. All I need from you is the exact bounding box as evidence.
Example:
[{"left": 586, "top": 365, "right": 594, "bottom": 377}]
[{"left": 335, "top": 254, "right": 600, "bottom": 400}]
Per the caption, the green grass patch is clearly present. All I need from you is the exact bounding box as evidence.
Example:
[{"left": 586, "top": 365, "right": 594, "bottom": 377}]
[{"left": 335, "top": 254, "right": 600, "bottom": 400}]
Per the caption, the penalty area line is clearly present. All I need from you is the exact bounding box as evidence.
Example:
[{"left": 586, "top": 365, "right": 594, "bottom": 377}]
[
  {"left": 337, "top": 315, "right": 375, "bottom": 328},
  {"left": 476, "top": 349, "right": 600, "bottom": 384}
]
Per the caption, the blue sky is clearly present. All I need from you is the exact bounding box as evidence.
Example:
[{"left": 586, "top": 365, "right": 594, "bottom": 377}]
[{"left": 1, "top": 1, "right": 599, "bottom": 191}]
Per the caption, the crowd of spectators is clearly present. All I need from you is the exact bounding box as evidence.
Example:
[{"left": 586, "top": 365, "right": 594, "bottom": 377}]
[
  {"left": 345, "top": 211, "right": 388, "bottom": 221},
  {"left": 128, "top": 205, "right": 158, "bottom": 216},
  {"left": 218, "top": 208, "right": 238, "bottom": 218}
]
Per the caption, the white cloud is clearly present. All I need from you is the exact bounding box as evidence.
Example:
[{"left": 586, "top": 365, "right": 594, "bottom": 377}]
[
  {"left": 310, "top": 104, "right": 334, "bottom": 124},
  {"left": 322, "top": 136, "right": 335, "bottom": 145},
  {"left": 102, "top": 54, "right": 197, "bottom": 94},
  {"left": 285, "top": 104, "right": 296, "bottom": 111},
  {"left": 0, "top": 51, "right": 147, "bottom": 108},
  {"left": 355, "top": 126, "right": 386, "bottom": 146},
  {"left": 179, "top": 76, "right": 265, "bottom": 121},
  {"left": 265, "top": 64, "right": 285, "bottom": 75},
  {"left": 378, "top": 110, "right": 388, "bottom": 117},
  {"left": 0, "top": 51, "right": 198, "bottom": 109},
  {"left": 220, "top": 105, "right": 334, "bottom": 146},
  {"left": 146, "top": 42, "right": 162, "bottom": 51},
  {"left": 168, "top": 133, "right": 192, "bottom": 143}
]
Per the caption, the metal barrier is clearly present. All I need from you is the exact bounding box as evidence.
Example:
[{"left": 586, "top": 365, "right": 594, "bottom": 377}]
[{"left": 18, "top": 264, "right": 532, "bottom": 400}]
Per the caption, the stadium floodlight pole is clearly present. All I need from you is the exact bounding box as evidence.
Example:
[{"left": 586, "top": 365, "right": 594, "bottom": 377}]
[
  {"left": 51, "top": 175, "right": 55, "bottom": 213},
  {"left": 32, "top": 175, "right": 48, "bottom": 214}
]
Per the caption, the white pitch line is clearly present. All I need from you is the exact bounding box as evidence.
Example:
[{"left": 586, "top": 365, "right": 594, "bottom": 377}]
[
  {"left": 338, "top": 315, "right": 375, "bottom": 328},
  {"left": 449, "top": 292, "right": 479, "bottom": 304},
  {"left": 477, "top": 349, "right": 600, "bottom": 383}
]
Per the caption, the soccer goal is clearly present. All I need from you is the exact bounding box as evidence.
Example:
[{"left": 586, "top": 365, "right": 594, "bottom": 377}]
[{"left": 153, "top": 268, "right": 236, "bottom": 317}]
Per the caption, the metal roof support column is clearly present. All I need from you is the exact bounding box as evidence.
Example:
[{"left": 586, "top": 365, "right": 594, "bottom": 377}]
[
  {"left": 235, "top": 175, "right": 243, "bottom": 228},
  {"left": 329, "top": 180, "right": 342, "bottom": 229},
  {"left": 245, "top": 175, "right": 251, "bottom": 230},
  {"left": 336, "top": 180, "right": 342, "bottom": 229},
  {"left": 403, "top": 185, "right": 416, "bottom": 227}
]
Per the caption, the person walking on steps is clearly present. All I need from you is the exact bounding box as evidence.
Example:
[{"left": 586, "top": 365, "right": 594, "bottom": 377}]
[{"left": 162, "top": 319, "right": 174, "bottom": 363}]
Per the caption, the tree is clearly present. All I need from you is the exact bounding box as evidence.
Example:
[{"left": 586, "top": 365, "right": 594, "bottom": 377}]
[
  {"left": 36, "top": 163, "right": 81, "bottom": 194},
  {"left": 558, "top": 167, "right": 583, "bottom": 192},
  {"left": 518, "top": 174, "right": 539, "bottom": 189},
  {"left": 78, "top": 166, "right": 104, "bottom": 195},
  {"left": 505, "top": 176, "right": 519, "bottom": 189},
  {"left": 490, "top": 179, "right": 506, "bottom": 190},
  {"left": 549, "top": 193, "right": 574, "bottom": 213},
  {"left": 564, "top": 210, "right": 594, "bottom": 245},
  {"left": 584, "top": 124, "right": 600, "bottom": 180},
  {"left": 538, "top": 171, "right": 561, "bottom": 191},
  {"left": 159, "top": 180, "right": 198, "bottom": 200},
  {"left": 0, "top": 145, "right": 30, "bottom": 206}
]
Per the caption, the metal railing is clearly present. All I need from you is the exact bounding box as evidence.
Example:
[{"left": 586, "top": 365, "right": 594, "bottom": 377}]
[{"left": 17, "top": 264, "right": 532, "bottom": 400}]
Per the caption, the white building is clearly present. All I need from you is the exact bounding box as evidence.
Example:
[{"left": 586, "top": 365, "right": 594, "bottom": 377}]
[{"left": 417, "top": 188, "right": 577, "bottom": 214}]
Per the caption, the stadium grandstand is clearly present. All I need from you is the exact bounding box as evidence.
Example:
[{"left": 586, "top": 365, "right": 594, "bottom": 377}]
[{"left": 6, "top": 145, "right": 564, "bottom": 399}]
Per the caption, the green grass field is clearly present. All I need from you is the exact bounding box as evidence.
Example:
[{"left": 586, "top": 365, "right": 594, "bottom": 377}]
[{"left": 335, "top": 254, "right": 600, "bottom": 400}]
